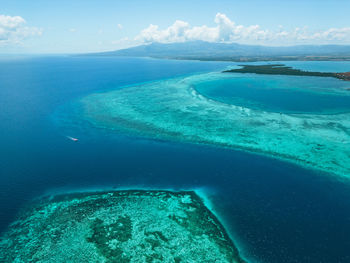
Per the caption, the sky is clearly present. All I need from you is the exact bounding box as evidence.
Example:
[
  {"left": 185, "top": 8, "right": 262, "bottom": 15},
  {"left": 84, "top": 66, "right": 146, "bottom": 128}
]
[{"left": 1, "top": 0, "right": 350, "bottom": 54}]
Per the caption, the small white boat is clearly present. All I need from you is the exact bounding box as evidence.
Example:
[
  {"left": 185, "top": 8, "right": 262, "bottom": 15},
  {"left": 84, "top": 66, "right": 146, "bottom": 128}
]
[{"left": 67, "top": 136, "right": 79, "bottom": 142}]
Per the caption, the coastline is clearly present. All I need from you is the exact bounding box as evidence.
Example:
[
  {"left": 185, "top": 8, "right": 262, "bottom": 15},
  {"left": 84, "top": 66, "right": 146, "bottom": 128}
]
[{"left": 223, "top": 64, "right": 350, "bottom": 81}]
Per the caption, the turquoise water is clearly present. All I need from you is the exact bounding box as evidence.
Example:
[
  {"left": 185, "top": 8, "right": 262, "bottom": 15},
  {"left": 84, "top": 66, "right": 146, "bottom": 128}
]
[
  {"left": 74, "top": 70, "right": 350, "bottom": 178},
  {"left": 1, "top": 57, "right": 350, "bottom": 263},
  {"left": 194, "top": 74, "right": 350, "bottom": 114}
]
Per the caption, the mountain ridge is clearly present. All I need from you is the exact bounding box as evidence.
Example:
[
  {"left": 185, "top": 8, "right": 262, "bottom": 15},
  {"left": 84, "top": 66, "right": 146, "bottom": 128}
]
[{"left": 84, "top": 41, "right": 350, "bottom": 61}]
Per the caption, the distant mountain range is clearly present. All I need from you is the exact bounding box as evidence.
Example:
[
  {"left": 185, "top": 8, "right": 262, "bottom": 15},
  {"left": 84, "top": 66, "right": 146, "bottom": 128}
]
[{"left": 86, "top": 41, "right": 350, "bottom": 61}]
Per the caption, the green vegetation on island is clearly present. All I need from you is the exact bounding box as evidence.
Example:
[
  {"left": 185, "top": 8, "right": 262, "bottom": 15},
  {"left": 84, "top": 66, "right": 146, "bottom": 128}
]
[
  {"left": 0, "top": 190, "right": 246, "bottom": 263},
  {"left": 223, "top": 64, "right": 350, "bottom": 81}
]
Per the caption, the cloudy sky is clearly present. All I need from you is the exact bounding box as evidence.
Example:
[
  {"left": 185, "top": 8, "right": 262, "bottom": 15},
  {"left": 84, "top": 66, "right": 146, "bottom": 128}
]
[{"left": 1, "top": 0, "right": 350, "bottom": 53}]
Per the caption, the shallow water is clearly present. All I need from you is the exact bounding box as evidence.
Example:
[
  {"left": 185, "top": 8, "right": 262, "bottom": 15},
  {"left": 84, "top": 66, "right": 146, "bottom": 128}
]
[
  {"left": 1, "top": 57, "right": 350, "bottom": 263},
  {"left": 70, "top": 71, "right": 350, "bottom": 177}
]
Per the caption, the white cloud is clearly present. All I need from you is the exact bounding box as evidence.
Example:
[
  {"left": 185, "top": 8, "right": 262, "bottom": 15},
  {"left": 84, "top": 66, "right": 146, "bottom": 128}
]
[
  {"left": 134, "top": 13, "right": 350, "bottom": 45},
  {"left": 0, "top": 14, "right": 42, "bottom": 46},
  {"left": 117, "top": 24, "right": 123, "bottom": 30},
  {"left": 309, "top": 28, "right": 350, "bottom": 41}
]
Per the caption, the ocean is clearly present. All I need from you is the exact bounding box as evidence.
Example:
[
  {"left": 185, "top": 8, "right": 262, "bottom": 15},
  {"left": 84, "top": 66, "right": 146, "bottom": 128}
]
[{"left": 1, "top": 56, "right": 350, "bottom": 263}]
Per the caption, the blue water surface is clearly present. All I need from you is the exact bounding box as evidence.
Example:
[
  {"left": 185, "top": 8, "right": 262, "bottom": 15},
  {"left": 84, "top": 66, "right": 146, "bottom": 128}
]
[
  {"left": 1, "top": 56, "right": 350, "bottom": 263},
  {"left": 194, "top": 63, "right": 350, "bottom": 114}
]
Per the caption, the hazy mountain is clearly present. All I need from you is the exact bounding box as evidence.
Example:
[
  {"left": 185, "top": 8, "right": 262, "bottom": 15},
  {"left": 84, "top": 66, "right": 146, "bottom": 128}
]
[{"left": 87, "top": 41, "right": 350, "bottom": 61}]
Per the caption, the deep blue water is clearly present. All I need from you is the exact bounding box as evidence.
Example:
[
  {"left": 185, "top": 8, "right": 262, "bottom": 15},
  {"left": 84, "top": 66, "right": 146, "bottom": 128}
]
[{"left": 1, "top": 56, "right": 350, "bottom": 263}]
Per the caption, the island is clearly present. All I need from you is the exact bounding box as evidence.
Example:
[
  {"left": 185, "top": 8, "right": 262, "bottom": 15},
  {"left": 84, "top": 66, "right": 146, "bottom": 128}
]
[
  {"left": 0, "top": 190, "right": 246, "bottom": 263},
  {"left": 223, "top": 64, "right": 350, "bottom": 81}
]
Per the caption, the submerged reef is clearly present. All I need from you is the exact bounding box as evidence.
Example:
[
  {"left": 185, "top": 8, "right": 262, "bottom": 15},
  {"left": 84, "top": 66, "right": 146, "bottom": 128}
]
[
  {"left": 223, "top": 64, "right": 350, "bottom": 81},
  {"left": 71, "top": 72, "right": 350, "bottom": 178},
  {"left": 0, "top": 190, "right": 245, "bottom": 263}
]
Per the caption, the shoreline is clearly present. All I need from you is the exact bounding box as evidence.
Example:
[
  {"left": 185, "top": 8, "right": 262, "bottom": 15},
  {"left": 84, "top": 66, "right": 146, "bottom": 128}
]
[{"left": 223, "top": 64, "right": 350, "bottom": 81}]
